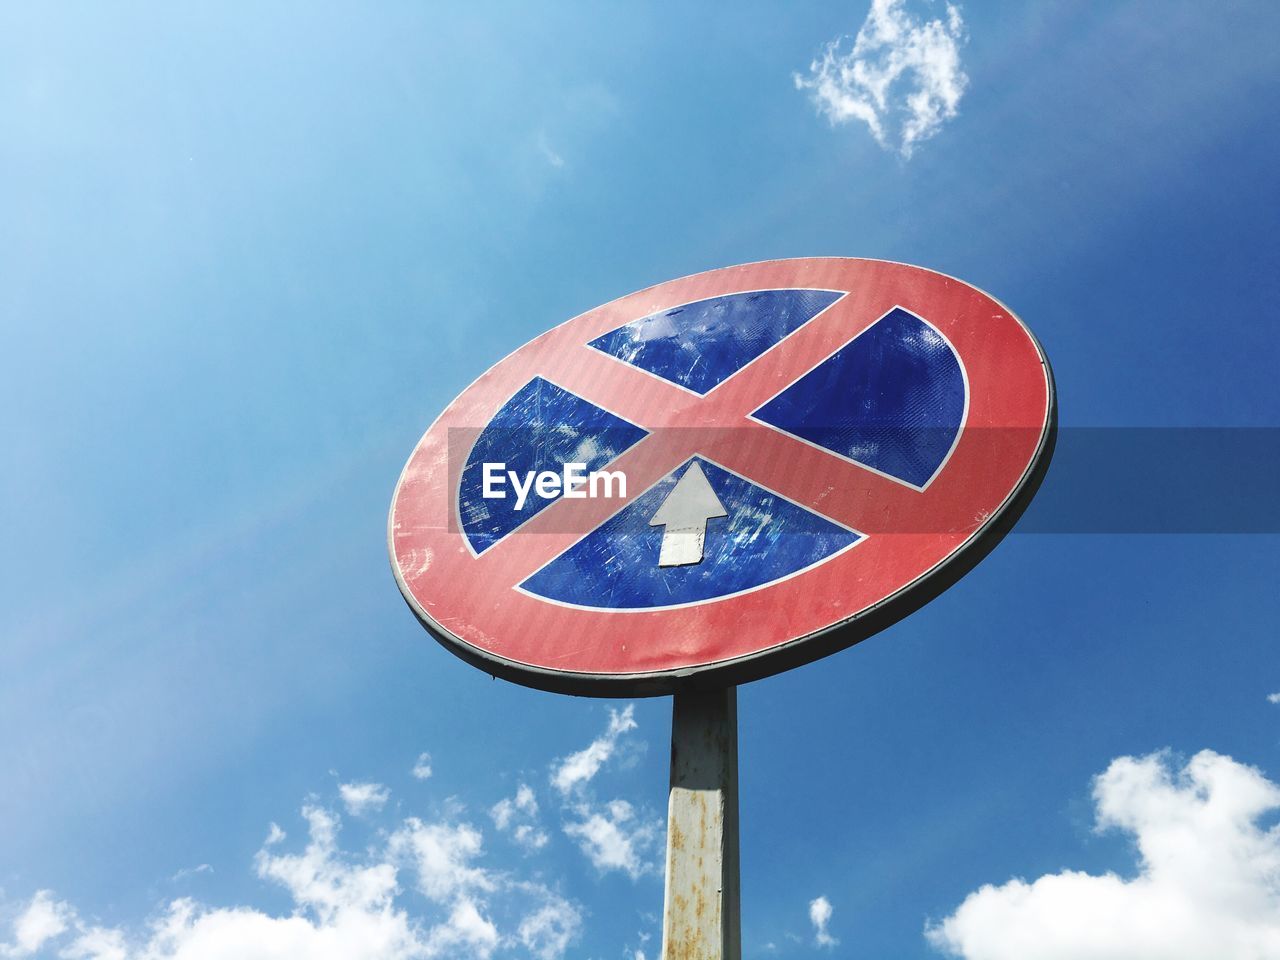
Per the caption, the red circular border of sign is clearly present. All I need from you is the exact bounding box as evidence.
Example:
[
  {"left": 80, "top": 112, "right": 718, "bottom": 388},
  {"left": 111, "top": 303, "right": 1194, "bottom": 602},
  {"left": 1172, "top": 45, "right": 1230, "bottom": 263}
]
[{"left": 389, "top": 259, "right": 1056, "bottom": 696}]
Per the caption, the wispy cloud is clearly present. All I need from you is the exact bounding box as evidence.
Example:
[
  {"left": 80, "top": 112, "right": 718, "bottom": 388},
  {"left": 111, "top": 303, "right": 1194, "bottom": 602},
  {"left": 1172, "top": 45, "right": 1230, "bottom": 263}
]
[
  {"left": 515, "top": 898, "right": 581, "bottom": 960},
  {"left": 550, "top": 706, "right": 662, "bottom": 878},
  {"left": 0, "top": 711, "right": 663, "bottom": 959},
  {"left": 809, "top": 895, "right": 838, "bottom": 948},
  {"left": 795, "top": 0, "right": 968, "bottom": 158},
  {"left": 550, "top": 705, "right": 637, "bottom": 796},
  {"left": 412, "top": 752, "right": 434, "bottom": 781},
  {"left": 169, "top": 863, "right": 213, "bottom": 883},
  {"left": 338, "top": 780, "right": 390, "bottom": 817},
  {"left": 1267, "top": 692, "right": 1280, "bottom": 705},
  {"left": 926, "top": 749, "right": 1280, "bottom": 959},
  {"left": 536, "top": 131, "right": 565, "bottom": 170},
  {"left": 1, "top": 787, "right": 581, "bottom": 960},
  {"left": 562, "top": 799, "right": 661, "bottom": 880},
  {"left": 491, "top": 784, "right": 550, "bottom": 853}
]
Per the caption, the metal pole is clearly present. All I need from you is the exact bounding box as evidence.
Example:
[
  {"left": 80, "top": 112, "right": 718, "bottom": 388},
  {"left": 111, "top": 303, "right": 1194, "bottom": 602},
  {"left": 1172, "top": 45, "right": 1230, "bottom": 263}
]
[{"left": 661, "top": 686, "right": 741, "bottom": 960}]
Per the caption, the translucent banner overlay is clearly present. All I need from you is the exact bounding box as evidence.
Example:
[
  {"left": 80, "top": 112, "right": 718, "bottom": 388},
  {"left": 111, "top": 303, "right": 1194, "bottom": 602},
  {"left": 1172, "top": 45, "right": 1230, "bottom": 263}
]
[{"left": 444, "top": 428, "right": 1280, "bottom": 536}]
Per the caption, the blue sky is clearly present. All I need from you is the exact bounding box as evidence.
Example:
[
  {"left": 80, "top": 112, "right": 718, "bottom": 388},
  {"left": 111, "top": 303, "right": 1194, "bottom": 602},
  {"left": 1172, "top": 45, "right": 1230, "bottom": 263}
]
[{"left": 2, "top": 2, "right": 1279, "bottom": 958}]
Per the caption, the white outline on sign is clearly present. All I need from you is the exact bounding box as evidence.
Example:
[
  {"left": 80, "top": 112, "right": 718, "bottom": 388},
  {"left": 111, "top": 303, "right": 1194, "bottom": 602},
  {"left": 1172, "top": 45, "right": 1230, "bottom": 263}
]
[
  {"left": 585, "top": 288, "right": 849, "bottom": 399},
  {"left": 745, "top": 304, "right": 971, "bottom": 493},
  {"left": 513, "top": 454, "right": 867, "bottom": 613},
  {"left": 454, "top": 375, "right": 650, "bottom": 559}
]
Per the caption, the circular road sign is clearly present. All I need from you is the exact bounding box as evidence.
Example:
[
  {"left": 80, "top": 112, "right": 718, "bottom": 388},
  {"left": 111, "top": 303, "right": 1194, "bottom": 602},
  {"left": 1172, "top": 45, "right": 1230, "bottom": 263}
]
[{"left": 389, "top": 259, "right": 1055, "bottom": 696}]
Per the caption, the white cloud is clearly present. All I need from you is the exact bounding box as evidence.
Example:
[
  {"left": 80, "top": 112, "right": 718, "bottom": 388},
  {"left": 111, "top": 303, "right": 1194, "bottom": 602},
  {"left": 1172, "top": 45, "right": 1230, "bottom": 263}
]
[
  {"left": 491, "top": 784, "right": 549, "bottom": 853},
  {"left": 563, "top": 799, "right": 661, "bottom": 880},
  {"left": 59, "top": 925, "right": 127, "bottom": 960},
  {"left": 2, "top": 805, "right": 423, "bottom": 960},
  {"left": 339, "top": 781, "right": 390, "bottom": 817},
  {"left": 169, "top": 863, "right": 212, "bottom": 883},
  {"left": 4, "top": 889, "right": 71, "bottom": 955},
  {"left": 628, "top": 926, "right": 654, "bottom": 960},
  {"left": 926, "top": 749, "right": 1280, "bottom": 960},
  {"left": 255, "top": 805, "right": 399, "bottom": 918},
  {"left": 1, "top": 787, "right": 582, "bottom": 960},
  {"left": 516, "top": 896, "right": 582, "bottom": 960},
  {"left": 511, "top": 824, "right": 548, "bottom": 853},
  {"left": 423, "top": 898, "right": 500, "bottom": 959},
  {"left": 389, "top": 818, "right": 495, "bottom": 903},
  {"left": 547, "top": 706, "right": 662, "bottom": 879},
  {"left": 795, "top": 0, "right": 968, "bottom": 158},
  {"left": 412, "top": 753, "right": 434, "bottom": 781},
  {"left": 1267, "top": 692, "right": 1280, "bottom": 705},
  {"left": 809, "top": 895, "right": 838, "bottom": 948},
  {"left": 550, "top": 705, "right": 637, "bottom": 796},
  {"left": 0, "top": 714, "right": 663, "bottom": 960},
  {"left": 491, "top": 785, "right": 536, "bottom": 831}
]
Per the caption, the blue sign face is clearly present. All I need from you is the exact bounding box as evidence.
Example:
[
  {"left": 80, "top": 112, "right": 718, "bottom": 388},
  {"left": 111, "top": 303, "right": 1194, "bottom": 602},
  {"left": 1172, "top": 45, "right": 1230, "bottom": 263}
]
[
  {"left": 458, "top": 377, "right": 648, "bottom": 554},
  {"left": 453, "top": 288, "right": 968, "bottom": 608},
  {"left": 519, "top": 457, "right": 862, "bottom": 609},
  {"left": 588, "top": 289, "right": 844, "bottom": 394},
  {"left": 750, "top": 306, "right": 966, "bottom": 489}
]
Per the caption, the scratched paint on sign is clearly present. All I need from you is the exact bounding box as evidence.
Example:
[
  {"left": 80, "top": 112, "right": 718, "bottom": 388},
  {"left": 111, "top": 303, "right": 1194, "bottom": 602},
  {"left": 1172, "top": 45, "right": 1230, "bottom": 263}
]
[
  {"left": 518, "top": 457, "right": 863, "bottom": 609},
  {"left": 588, "top": 289, "right": 844, "bottom": 395},
  {"left": 458, "top": 377, "right": 648, "bottom": 554},
  {"left": 751, "top": 306, "right": 966, "bottom": 488}
]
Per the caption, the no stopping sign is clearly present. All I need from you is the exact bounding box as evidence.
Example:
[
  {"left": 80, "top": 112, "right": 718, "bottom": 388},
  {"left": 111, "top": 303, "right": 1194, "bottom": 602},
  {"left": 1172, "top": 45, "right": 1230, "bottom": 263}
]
[{"left": 389, "top": 259, "right": 1055, "bottom": 696}]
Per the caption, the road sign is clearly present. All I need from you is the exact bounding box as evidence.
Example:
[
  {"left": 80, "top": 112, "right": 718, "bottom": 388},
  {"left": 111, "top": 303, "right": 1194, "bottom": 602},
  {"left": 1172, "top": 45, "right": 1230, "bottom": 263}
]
[{"left": 389, "top": 258, "right": 1055, "bottom": 696}]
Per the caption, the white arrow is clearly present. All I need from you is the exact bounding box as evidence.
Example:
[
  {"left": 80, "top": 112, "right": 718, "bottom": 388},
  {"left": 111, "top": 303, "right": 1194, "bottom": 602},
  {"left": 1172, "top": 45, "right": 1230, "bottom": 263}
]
[{"left": 650, "top": 462, "right": 729, "bottom": 568}]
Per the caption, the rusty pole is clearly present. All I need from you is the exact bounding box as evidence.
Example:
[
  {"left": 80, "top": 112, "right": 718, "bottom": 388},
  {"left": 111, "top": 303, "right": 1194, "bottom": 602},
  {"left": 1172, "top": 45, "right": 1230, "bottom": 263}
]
[{"left": 661, "top": 686, "right": 741, "bottom": 960}]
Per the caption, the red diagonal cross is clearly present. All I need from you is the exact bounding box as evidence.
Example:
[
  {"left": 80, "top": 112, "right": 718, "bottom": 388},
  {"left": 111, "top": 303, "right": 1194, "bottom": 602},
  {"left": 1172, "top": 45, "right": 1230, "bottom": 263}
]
[{"left": 469, "top": 289, "right": 952, "bottom": 591}]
